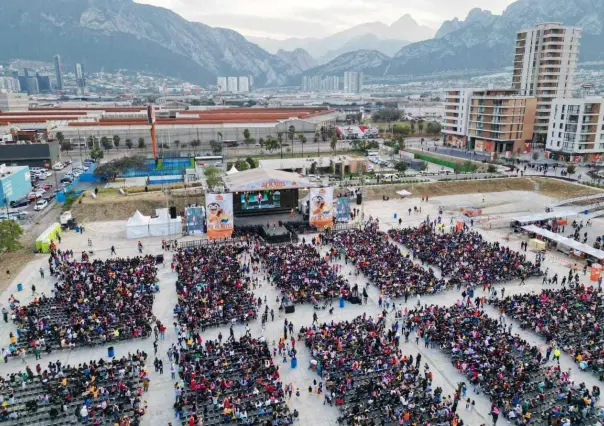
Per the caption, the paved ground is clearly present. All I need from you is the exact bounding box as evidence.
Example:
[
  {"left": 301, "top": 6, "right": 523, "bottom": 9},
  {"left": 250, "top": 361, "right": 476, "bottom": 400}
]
[{"left": 0, "top": 190, "right": 601, "bottom": 426}]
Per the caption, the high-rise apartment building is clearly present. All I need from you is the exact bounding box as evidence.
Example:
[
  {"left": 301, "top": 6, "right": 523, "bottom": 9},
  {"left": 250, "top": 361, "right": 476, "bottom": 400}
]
[
  {"left": 216, "top": 77, "right": 227, "bottom": 92},
  {"left": 53, "top": 55, "right": 64, "bottom": 91},
  {"left": 442, "top": 89, "right": 476, "bottom": 148},
  {"left": 343, "top": 71, "right": 362, "bottom": 94},
  {"left": 238, "top": 76, "right": 250, "bottom": 93},
  {"left": 512, "top": 23, "right": 582, "bottom": 141},
  {"left": 75, "top": 63, "right": 87, "bottom": 96},
  {"left": 546, "top": 97, "right": 604, "bottom": 161},
  {"left": 0, "top": 77, "right": 21, "bottom": 93},
  {"left": 227, "top": 77, "right": 238, "bottom": 93}
]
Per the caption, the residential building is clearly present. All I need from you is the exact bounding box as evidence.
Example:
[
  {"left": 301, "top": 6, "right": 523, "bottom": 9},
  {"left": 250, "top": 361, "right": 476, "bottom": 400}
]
[
  {"left": 27, "top": 77, "right": 39, "bottom": 95},
  {"left": 0, "top": 93, "right": 29, "bottom": 111},
  {"left": 216, "top": 77, "right": 227, "bottom": 92},
  {"left": 512, "top": 23, "right": 582, "bottom": 141},
  {"left": 227, "top": 77, "right": 238, "bottom": 93},
  {"left": 442, "top": 89, "right": 475, "bottom": 148},
  {"left": 467, "top": 89, "right": 537, "bottom": 155},
  {"left": 238, "top": 76, "right": 250, "bottom": 93},
  {"left": 53, "top": 55, "right": 64, "bottom": 90},
  {"left": 0, "top": 77, "right": 20, "bottom": 93},
  {"left": 546, "top": 97, "right": 604, "bottom": 161},
  {"left": 343, "top": 71, "right": 362, "bottom": 94},
  {"left": 36, "top": 73, "right": 51, "bottom": 92},
  {"left": 75, "top": 63, "right": 87, "bottom": 96}
]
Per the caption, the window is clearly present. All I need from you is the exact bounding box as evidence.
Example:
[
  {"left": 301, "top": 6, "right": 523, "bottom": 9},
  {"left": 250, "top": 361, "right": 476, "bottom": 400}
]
[
  {"left": 559, "top": 132, "right": 562, "bottom": 138},
  {"left": 559, "top": 123, "right": 563, "bottom": 129}
]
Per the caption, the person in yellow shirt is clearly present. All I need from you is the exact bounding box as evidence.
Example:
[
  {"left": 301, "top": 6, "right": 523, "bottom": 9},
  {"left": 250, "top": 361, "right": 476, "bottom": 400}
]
[{"left": 553, "top": 347, "right": 561, "bottom": 363}]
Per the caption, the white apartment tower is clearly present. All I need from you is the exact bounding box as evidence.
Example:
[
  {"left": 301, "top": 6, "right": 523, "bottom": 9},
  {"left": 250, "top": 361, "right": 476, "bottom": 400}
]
[
  {"left": 512, "top": 23, "right": 582, "bottom": 141},
  {"left": 343, "top": 71, "right": 362, "bottom": 94},
  {"left": 238, "top": 76, "right": 250, "bottom": 92},
  {"left": 227, "top": 77, "right": 238, "bottom": 93},
  {"left": 216, "top": 77, "right": 227, "bottom": 92}
]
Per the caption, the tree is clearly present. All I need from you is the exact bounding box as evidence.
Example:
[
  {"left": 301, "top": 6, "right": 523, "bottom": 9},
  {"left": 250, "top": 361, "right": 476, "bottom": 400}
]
[
  {"left": 245, "top": 157, "right": 257, "bottom": 169},
  {"left": 487, "top": 164, "right": 497, "bottom": 173},
  {"left": 532, "top": 152, "right": 539, "bottom": 161},
  {"left": 410, "top": 121, "right": 416, "bottom": 134},
  {"left": 174, "top": 140, "right": 180, "bottom": 150},
  {"left": 309, "top": 161, "right": 318, "bottom": 175},
  {"left": 217, "top": 132, "right": 223, "bottom": 142},
  {"left": 394, "top": 161, "right": 408, "bottom": 173},
  {"left": 277, "top": 132, "right": 284, "bottom": 158},
  {"left": 90, "top": 146, "right": 104, "bottom": 161},
  {"left": 425, "top": 121, "right": 442, "bottom": 135},
  {"left": 371, "top": 108, "right": 402, "bottom": 122},
  {"left": 298, "top": 133, "right": 307, "bottom": 157},
  {"left": 204, "top": 165, "right": 222, "bottom": 190},
  {"left": 125, "top": 139, "right": 133, "bottom": 150},
  {"left": 56, "top": 132, "right": 64, "bottom": 144},
  {"left": 209, "top": 140, "right": 222, "bottom": 155},
  {"left": 567, "top": 164, "right": 576, "bottom": 175},
  {"left": 235, "top": 159, "right": 250, "bottom": 171},
  {"left": 0, "top": 220, "right": 23, "bottom": 252},
  {"left": 60, "top": 141, "right": 72, "bottom": 152},
  {"left": 243, "top": 129, "right": 251, "bottom": 145},
  {"left": 320, "top": 126, "right": 327, "bottom": 142},
  {"left": 262, "top": 136, "right": 281, "bottom": 153},
  {"left": 112, "top": 135, "right": 120, "bottom": 150},
  {"left": 190, "top": 139, "right": 201, "bottom": 155},
  {"left": 314, "top": 132, "right": 319, "bottom": 143},
  {"left": 392, "top": 124, "right": 411, "bottom": 136},
  {"left": 417, "top": 120, "right": 425, "bottom": 135},
  {"left": 330, "top": 135, "right": 337, "bottom": 154},
  {"left": 86, "top": 136, "right": 95, "bottom": 149},
  {"left": 101, "top": 136, "right": 112, "bottom": 150},
  {"left": 137, "top": 137, "right": 146, "bottom": 150},
  {"left": 94, "top": 156, "right": 146, "bottom": 181}
]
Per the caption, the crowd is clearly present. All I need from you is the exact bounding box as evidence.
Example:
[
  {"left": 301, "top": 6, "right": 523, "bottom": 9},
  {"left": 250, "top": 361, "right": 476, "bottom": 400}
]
[
  {"left": 406, "top": 303, "right": 601, "bottom": 425},
  {"left": 325, "top": 222, "right": 450, "bottom": 297},
  {"left": 492, "top": 286, "right": 604, "bottom": 381},
  {"left": 257, "top": 243, "right": 348, "bottom": 304},
  {"left": 0, "top": 351, "right": 149, "bottom": 425},
  {"left": 10, "top": 255, "right": 158, "bottom": 353},
  {"left": 175, "top": 335, "right": 296, "bottom": 425},
  {"left": 302, "top": 314, "right": 465, "bottom": 425},
  {"left": 174, "top": 245, "right": 257, "bottom": 331},
  {"left": 388, "top": 225, "right": 542, "bottom": 288}
]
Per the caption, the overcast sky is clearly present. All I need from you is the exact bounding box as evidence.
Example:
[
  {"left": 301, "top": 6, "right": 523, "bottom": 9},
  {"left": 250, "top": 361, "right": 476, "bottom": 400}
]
[{"left": 134, "top": 0, "right": 517, "bottom": 39}]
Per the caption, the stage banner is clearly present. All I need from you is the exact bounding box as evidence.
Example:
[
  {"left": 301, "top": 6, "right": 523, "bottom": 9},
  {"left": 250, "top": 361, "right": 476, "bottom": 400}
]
[
  {"left": 309, "top": 187, "right": 334, "bottom": 228},
  {"left": 206, "top": 193, "right": 234, "bottom": 239},
  {"left": 336, "top": 197, "right": 351, "bottom": 223},
  {"left": 185, "top": 207, "right": 204, "bottom": 235}
]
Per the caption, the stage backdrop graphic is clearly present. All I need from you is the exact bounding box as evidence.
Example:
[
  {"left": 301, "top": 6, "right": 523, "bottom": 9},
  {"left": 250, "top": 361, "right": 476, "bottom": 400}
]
[
  {"left": 185, "top": 206, "right": 204, "bottom": 235},
  {"left": 309, "top": 187, "right": 334, "bottom": 228},
  {"left": 336, "top": 197, "right": 351, "bottom": 223},
  {"left": 206, "top": 193, "right": 234, "bottom": 239}
]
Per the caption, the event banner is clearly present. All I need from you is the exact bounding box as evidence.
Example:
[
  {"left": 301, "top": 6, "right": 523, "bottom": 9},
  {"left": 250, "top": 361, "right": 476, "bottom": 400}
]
[
  {"left": 206, "top": 193, "right": 234, "bottom": 239},
  {"left": 336, "top": 197, "right": 351, "bottom": 223},
  {"left": 309, "top": 187, "right": 334, "bottom": 228},
  {"left": 185, "top": 206, "right": 204, "bottom": 235}
]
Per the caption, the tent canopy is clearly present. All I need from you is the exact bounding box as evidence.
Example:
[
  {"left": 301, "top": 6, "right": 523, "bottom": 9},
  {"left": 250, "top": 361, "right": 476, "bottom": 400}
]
[
  {"left": 396, "top": 190, "right": 411, "bottom": 197},
  {"left": 126, "top": 210, "right": 151, "bottom": 239},
  {"left": 127, "top": 210, "right": 150, "bottom": 226},
  {"left": 226, "top": 165, "right": 239, "bottom": 175},
  {"left": 149, "top": 208, "right": 182, "bottom": 237}
]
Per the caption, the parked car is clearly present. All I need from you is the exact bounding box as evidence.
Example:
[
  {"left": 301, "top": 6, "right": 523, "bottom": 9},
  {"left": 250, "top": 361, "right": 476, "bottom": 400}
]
[
  {"left": 8, "top": 211, "right": 28, "bottom": 219},
  {"left": 64, "top": 160, "right": 72, "bottom": 165},
  {"left": 34, "top": 199, "right": 49, "bottom": 211},
  {"left": 60, "top": 177, "right": 73, "bottom": 184},
  {"left": 53, "top": 162, "right": 64, "bottom": 171},
  {"left": 40, "top": 184, "right": 53, "bottom": 190},
  {"left": 10, "top": 198, "right": 29, "bottom": 208},
  {"left": 44, "top": 193, "right": 56, "bottom": 202},
  {"left": 27, "top": 191, "right": 42, "bottom": 201}
]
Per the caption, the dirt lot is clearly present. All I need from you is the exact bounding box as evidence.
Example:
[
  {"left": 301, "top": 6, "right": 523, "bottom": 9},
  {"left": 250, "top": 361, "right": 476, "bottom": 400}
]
[{"left": 364, "top": 177, "right": 602, "bottom": 201}]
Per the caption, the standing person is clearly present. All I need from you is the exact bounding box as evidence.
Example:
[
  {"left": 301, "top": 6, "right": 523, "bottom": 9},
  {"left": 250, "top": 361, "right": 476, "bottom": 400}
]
[
  {"left": 39, "top": 267, "right": 44, "bottom": 279},
  {"left": 31, "top": 284, "right": 37, "bottom": 296},
  {"left": 110, "top": 245, "right": 116, "bottom": 255},
  {"left": 491, "top": 406, "right": 499, "bottom": 425},
  {"left": 88, "top": 238, "right": 92, "bottom": 247}
]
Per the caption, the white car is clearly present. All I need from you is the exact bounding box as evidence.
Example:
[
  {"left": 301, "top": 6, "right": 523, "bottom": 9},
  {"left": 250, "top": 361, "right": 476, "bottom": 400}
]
[
  {"left": 45, "top": 170, "right": 52, "bottom": 177},
  {"left": 53, "top": 163, "right": 64, "bottom": 171},
  {"left": 33, "top": 199, "right": 48, "bottom": 211},
  {"left": 72, "top": 170, "right": 82, "bottom": 177}
]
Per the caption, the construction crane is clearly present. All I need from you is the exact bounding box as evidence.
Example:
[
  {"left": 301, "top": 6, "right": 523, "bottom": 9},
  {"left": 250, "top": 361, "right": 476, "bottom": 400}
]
[{"left": 147, "top": 104, "right": 158, "bottom": 160}]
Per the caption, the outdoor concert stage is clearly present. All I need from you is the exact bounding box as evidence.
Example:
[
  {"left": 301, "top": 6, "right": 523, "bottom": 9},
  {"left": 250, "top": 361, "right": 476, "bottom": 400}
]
[{"left": 223, "top": 168, "right": 312, "bottom": 218}]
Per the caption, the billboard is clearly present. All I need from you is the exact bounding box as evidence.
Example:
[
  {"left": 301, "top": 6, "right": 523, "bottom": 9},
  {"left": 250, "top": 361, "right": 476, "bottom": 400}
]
[
  {"left": 185, "top": 207, "right": 204, "bottom": 235},
  {"left": 336, "top": 197, "right": 351, "bottom": 223},
  {"left": 309, "top": 187, "right": 334, "bottom": 228},
  {"left": 206, "top": 193, "right": 234, "bottom": 239}
]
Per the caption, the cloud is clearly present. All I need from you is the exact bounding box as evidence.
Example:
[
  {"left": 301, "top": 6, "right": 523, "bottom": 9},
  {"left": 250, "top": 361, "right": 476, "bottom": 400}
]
[{"left": 135, "top": 0, "right": 518, "bottom": 39}]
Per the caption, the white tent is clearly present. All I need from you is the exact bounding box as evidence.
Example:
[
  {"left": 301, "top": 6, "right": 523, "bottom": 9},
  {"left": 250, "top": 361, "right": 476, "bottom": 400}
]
[
  {"left": 126, "top": 210, "right": 150, "bottom": 239},
  {"left": 149, "top": 208, "right": 182, "bottom": 237},
  {"left": 226, "top": 165, "right": 239, "bottom": 175}
]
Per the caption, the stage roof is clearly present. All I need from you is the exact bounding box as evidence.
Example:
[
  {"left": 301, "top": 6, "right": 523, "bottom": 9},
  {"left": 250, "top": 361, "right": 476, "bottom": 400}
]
[
  {"left": 224, "top": 168, "right": 313, "bottom": 192},
  {"left": 522, "top": 225, "right": 604, "bottom": 260}
]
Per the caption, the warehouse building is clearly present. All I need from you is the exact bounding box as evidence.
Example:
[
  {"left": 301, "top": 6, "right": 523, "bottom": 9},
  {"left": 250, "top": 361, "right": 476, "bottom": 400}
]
[{"left": 0, "top": 165, "right": 32, "bottom": 205}]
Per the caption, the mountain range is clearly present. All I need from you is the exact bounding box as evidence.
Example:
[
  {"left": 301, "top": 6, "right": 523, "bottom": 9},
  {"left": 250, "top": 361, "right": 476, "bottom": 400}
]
[
  {"left": 3, "top": 0, "right": 604, "bottom": 87},
  {"left": 248, "top": 14, "right": 434, "bottom": 63}
]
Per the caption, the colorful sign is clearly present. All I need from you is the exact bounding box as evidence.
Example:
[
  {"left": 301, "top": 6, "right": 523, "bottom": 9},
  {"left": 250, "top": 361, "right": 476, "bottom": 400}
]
[
  {"left": 185, "top": 207, "right": 204, "bottom": 235},
  {"left": 309, "top": 187, "right": 334, "bottom": 228},
  {"left": 336, "top": 197, "right": 351, "bottom": 223},
  {"left": 206, "top": 193, "right": 234, "bottom": 239}
]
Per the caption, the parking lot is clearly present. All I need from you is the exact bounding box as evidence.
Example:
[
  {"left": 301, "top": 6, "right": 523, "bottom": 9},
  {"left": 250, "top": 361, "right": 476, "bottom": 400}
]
[{"left": 3, "top": 160, "right": 94, "bottom": 229}]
